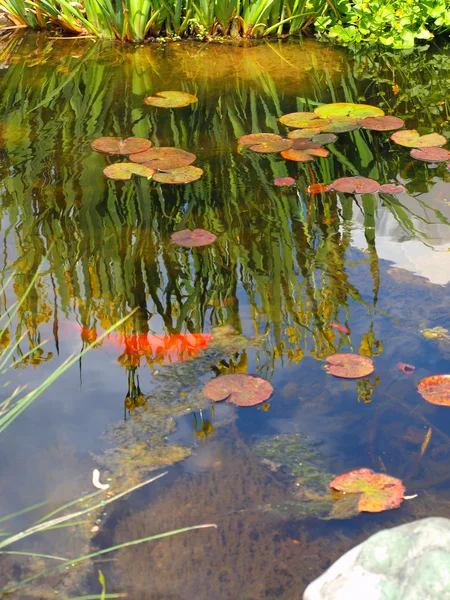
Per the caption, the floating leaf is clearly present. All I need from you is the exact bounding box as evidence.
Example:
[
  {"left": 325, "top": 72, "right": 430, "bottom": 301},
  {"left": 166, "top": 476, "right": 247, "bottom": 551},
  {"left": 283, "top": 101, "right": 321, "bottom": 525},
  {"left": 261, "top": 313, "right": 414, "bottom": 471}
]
[
  {"left": 144, "top": 91, "right": 198, "bottom": 108},
  {"left": 129, "top": 147, "right": 196, "bottom": 170},
  {"left": 281, "top": 147, "right": 329, "bottom": 162},
  {"left": 171, "top": 229, "right": 216, "bottom": 247},
  {"left": 287, "top": 128, "right": 329, "bottom": 140},
  {"left": 238, "top": 133, "right": 291, "bottom": 153},
  {"left": 274, "top": 177, "right": 296, "bottom": 187},
  {"left": 291, "top": 139, "right": 322, "bottom": 150},
  {"left": 390, "top": 130, "right": 446, "bottom": 148},
  {"left": 331, "top": 177, "right": 380, "bottom": 194},
  {"left": 321, "top": 117, "right": 360, "bottom": 133},
  {"left": 315, "top": 103, "right": 385, "bottom": 119},
  {"left": 306, "top": 183, "right": 332, "bottom": 194},
  {"left": 152, "top": 166, "right": 203, "bottom": 184},
  {"left": 91, "top": 137, "right": 152, "bottom": 155},
  {"left": 410, "top": 147, "right": 450, "bottom": 162},
  {"left": 417, "top": 374, "right": 450, "bottom": 406},
  {"left": 279, "top": 112, "right": 331, "bottom": 129},
  {"left": 379, "top": 183, "right": 406, "bottom": 194},
  {"left": 330, "top": 468, "right": 405, "bottom": 513},
  {"left": 357, "top": 115, "right": 404, "bottom": 131},
  {"left": 396, "top": 362, "right": 415, "bottom": 374},
  {"left": 103, "top": 163, "right": 155, "bottom": 181},
  {"left": 203, "top": 373, "right": 273, "bottom": 407},
  {"left": 325, "top": 353, "right": 374, "bottom": 378}
]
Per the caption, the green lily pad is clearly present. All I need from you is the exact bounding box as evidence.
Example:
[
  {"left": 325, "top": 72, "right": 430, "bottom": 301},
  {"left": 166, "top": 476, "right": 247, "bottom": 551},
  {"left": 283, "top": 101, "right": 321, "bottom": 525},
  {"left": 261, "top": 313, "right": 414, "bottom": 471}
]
[
  {"left": 390, "top": 130, "right": 446, "bottom": 148},
  {"left": 152, "top": 165, "right": 203, "bottom": 184},
  {"left": 410, "top": 147, "right": 450, "bottom": 162},
  {"left": 129, "top": 147, "right": 196, "bottom": 170},
  {"left": 144, "top": 91, "right": 198, "bottom": 108},
  {"left": 171, "top": 229, "right": 216, "bottom": 247},
  {"left": 91, "top": 137, "right": 152, "bottom": 155},
  {"left": 330, "top": 469, "right": 405, "bottom": 513},
  {"left": 321, "top": 117, "right": 360, "bottom": 133},
  {"left": 281, "top": 147, "right": 329, "bottom": 162},
  {"left": 103, "top": 163, "right": 155, "bottom": 180},
  {"left": 331, "top": 177, "right": 380, "bottom": 194},
  {"left": 204, "top": 373, "right": 273, "bottom": 407},
  {"left": 315, "top": 102, "right": 385, "bottom": 119},
  {"left": 279, "top": 112, "right": 331, "bottom": 129},
  {"left": 325, "top": 353, "right": 374, "bottom": 378},
  {"left": 357, "top": 115, "right": 404, "bottom": 131}
]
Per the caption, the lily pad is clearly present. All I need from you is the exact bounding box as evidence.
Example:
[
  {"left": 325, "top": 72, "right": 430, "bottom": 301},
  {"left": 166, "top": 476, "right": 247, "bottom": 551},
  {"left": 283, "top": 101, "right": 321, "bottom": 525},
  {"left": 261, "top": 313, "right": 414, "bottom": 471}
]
[
  {"left": 291, "top": 139, "right": 322, "bottom": 150},
  {"left": 321, "top": 117, "right": 360, "bottom": 133},
  {"left": 239, "top": 133, "right": 291, "bottom": 153},
  {"left": 390, "top": 130, "right": 446, "bottom": 148},
  {"left": 330, "top": 468, "right": 405, "bottom": 513},
  {"left": 357, "top": 116, "right": 404, "bottom": 131},
  {"left": 274, "top": 177, "right": 296, "bottom": 187},
  {"left": 306, "top": 183, "right": 332, "bottom": 194},
  {"left": 325, "top": 353, "right": 374, "bottom": 378},
  {"left": 288, "top": 131, "right": 338, "bottom": 145},
  {"left": 288, "top": 128, "right": 327, "bottom": 139},
  {"left": 331, "top": 177, "right": 380, "bottom": 194},
  {"left": 410, "top": 147, "right": 450, "bottom": 162},
  {"left": 379, "top": 183, "right": 406, "bottom": 194},
  {"left": 204, "top": 373, "right": 273, "bottom": 407},
  {"left": 152, "top": 166, "right": 203, "bottom": 184},
  {"left": 91, "top": 137, "right": 152, "bottom": 155},
  {"left": 144, "top": 91, "right": 198, "bottom": 108},
  {"left": 171, "top": 229, "right": 216, "bottom": 247},
  {"left": 417, "top": 374, "right": 450, "bottom": 406},
  {"left": 281, "top": 148, "right": 329, "bottom": 162},
  {"left": 315, "top": 103, "right": 385, "bottom": 119},
  {"left": 129, "top": 147, "right": 196, "bottom": 170},
  {"left": 279, "top": 112, "right": 331, "bottom": 129},
  {"left": 103, "top": 163, "right": 155, "bottom": 181}
]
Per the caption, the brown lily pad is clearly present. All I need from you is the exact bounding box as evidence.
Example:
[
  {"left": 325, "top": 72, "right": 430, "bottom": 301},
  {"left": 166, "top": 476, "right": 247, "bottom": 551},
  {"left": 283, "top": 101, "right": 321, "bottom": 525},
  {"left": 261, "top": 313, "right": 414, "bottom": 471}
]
[
  {"left": 315, "top": 103, "right": 385, "bottom": 119},
  {"left": 279, "top": 112, "right": 331, "bottom": 129},
  {"left": 410, "top": 147, "right": 450, "bottom": 162},
  {"left": 288, "top": 128, "right": 326, "bottom": 139},
  {"left": 325, "top": 353, "right": 374, "bottom": 378},
  {"left": 288, "top": 131, "right": 338, "bottom": 145},
  {"left": 171, "top": 229, "right": 216, "bottom": 247},
  {"left": 204, "top": 373, "right": 273, "bottom": 407},
  {"left": 274, "top": 177, "right": 296, "bottom": 187},
  {"left": 91, "top": 137, "right": 152, "bottom": 155},
  {"left": 281, "top": 148, "right": 329, "bottom": 162},
  {"left": 417, "top": 374, "right": 450, "bottom": 406},
  {"left": 144, "top": 91, "right": 198, "bottom": 108},
  {"left": 330, "top": 468, "right": 405, "bottom": 513},
  {"left": 390, "top": 130, "right": 446, "bottom": 148},
  {"left": 129, "top": 147, "right": 196, "bottom": 170},
  {"left": 379, "top": 183, "right": 406, "bottom": 194},
  {"left": 331, "top": 177, "right": 380, "bottom": 194},
  {"left": 357, "top": 116, "right": 404, "bottom": 131},
  {"left": 321, "top": 117, "right": 360, "bottom": 133},
  {"left": 152, "top": 165, "right": 203, "bottom": 184},
  {"left": 103, "top": 163, "right": 155, "bottom": 181},
  {"left": 239, "top": 133, "right": 291, "bottom": 153}
]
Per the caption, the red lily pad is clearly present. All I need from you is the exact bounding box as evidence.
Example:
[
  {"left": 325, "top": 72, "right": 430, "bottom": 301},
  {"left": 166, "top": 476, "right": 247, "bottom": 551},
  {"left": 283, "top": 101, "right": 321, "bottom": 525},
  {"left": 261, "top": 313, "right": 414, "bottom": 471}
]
[
  {"left": 325, "top": 353, "right": 374, "bottom": 378},
  {"left": 129, "top": 147, "right": 196, "bottom": 170},
  {"left": 321, "top": 116, "right": 360, "bottom": 133},
  {"left": 357, "top": 116, "right": 404, "bottom": 131},
  {"left": 144, "top": 91, "right": 198, "bottom": 108},
  {"left": 171, "top": 229, "right": 216, "bottom": 247},
  {"left": 331, "top": 177, "right": 380, "bottom": 194},
  {"left": 410, "top": 147, "right": 450, "bottom": 162},
  {"left": 379, "top": 183, "right": 406, "bottom": 194},
  {"left": 390, "top": 130, "right": 446, "bottom": 148},
  {"left": 417, "top": 374, "right": 450, "bottom": 406},
  {"left": 91, "top": 137, "right": 152, "bottom": 155},
  {"left": 306, "top": 183, "right": 332, "bottom": 194},
  {"left": 274, "top": 177, "right": 296, "bottom": 187},
  {"left": 279, "top": 112, "right": 331, "bottom": 129},
  {"left": 315, "top": 103, "right": 384, "bottom": 119},
  {"left": 330, "top": 468, "right": 405, "bottom": 513},
  {"left": 152, "top": 166, "right": 203, "bottom": 184},
  {"left": 281, "top": 148, "right": 329, "bottom": 162},
  {"left": 204, "top": 373, "right": 273, "bottom": 407},
  {"left": 103, "top": 163, "right": 155, "bottom": 180},
  {"left": 397, "top": 362, "right": 415, "bottom": 374}
]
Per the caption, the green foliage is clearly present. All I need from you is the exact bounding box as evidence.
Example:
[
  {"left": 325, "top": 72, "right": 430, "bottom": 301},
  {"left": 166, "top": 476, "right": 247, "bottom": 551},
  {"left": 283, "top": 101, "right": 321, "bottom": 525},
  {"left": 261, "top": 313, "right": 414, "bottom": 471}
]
[{"left": 315, "top": 0, "right": 450, "bottom": 48}]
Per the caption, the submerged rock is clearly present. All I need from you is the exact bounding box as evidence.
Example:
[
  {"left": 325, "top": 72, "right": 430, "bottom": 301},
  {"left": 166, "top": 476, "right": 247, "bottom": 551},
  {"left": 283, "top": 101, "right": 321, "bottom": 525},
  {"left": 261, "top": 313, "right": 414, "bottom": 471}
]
[{"left": 303, "top": 517, "right": 450, "bottom": 600}]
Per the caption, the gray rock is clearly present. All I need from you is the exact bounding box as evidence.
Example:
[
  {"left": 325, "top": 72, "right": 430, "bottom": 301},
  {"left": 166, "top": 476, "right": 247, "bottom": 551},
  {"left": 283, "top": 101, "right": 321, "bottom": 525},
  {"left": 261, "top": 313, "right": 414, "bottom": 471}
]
[{"left": 303, "top": 517, "right": 450, "bottom": 600}]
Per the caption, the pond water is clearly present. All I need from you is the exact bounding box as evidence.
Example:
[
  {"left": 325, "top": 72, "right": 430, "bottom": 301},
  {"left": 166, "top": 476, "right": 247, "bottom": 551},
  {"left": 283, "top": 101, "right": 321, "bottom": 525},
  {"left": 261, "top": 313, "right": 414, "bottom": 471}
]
[{"left": 0, "top": 32, "right": 450, "bottom": 599}]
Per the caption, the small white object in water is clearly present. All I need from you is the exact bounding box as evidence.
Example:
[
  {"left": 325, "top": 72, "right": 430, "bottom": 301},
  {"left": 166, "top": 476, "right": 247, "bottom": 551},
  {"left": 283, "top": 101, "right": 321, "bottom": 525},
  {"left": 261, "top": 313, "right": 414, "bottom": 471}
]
[{"left": 92, "top": 469, "right": 110, "bottom": 490}]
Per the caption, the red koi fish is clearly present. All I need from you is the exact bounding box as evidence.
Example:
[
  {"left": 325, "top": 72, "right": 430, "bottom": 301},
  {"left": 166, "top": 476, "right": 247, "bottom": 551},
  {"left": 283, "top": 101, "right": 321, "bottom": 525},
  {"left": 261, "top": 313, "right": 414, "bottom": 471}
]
[{"left": 330, "top": 322, "right": 350, "bottom": 334}]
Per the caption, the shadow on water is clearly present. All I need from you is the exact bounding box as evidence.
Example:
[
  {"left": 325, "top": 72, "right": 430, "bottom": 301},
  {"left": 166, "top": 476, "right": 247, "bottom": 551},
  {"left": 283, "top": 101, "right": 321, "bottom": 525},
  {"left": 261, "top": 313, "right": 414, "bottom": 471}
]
[{"left": 0, "top": 31, "right": 450, "bottom": 598}]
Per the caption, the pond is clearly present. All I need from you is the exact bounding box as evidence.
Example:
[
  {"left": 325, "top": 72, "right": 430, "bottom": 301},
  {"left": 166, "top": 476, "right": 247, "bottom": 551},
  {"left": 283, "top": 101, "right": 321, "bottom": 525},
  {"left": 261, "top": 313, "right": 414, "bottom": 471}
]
[{"left": 0, "top": 32, "right": 450, "bottom": 599}]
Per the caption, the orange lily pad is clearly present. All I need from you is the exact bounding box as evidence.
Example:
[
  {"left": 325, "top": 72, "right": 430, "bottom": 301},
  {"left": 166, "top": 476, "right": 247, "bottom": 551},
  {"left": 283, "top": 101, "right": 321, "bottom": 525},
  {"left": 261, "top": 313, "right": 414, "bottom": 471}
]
[
  {"left": 144, "top": 91, "right": 198, "bottom": 108},
  {"left": 171, "top": 229, "right": 216, "bottom": 247},
  {"left": 279, "top": 112, "right": 331, "bottom": 129},
  {"left": 152, "top": 165, "right": 203, "bottom": 184},
  {"left": 306, "top": 183, "right": 332, "bottom": 194},
  {"left": 417, "top": 374, "right": 450, "bottom": 406},
  {"left": 238, "top": 133, "right": 291, "bottom": 153},
  {"left": 274, "top": 177, "right": 296, "bottom": 187},
  {"left": 331, "top": 177, "right": 380, "bottom": 194},
  {"left": 410, "top": 147, "right": 450, "bottom": 162},
  {"left": 129, "top": 147, "right": 196, "bottom": 170},
  {"left": 357, "top": 115, "right": 404, "bottom": 131},
  {"left": 314, "top": 102, "right": 385, "bottom": 119},
  {"left": 103, "top": 163, "right": 155, "bottom": 180},
  {"left": 204, "top": 373, "right": 273, "bottom": 407},
  {"left": 325, "top": 353, "right": 374, "bottom": 378},
  {"left": 330, "top": 468, "right": 405, "bottom": 513},
  {"left": 379, "top": 183, "right": 406, "bottom": 194},
  {"left": 281, "top": 147, "right": 329, "bottom": 162},
  {"left": 390, "top": 130, "right": 446, "bottom": 148},
  {"left": 91, "top": 137, "right": 152, "bottom": 155}
]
